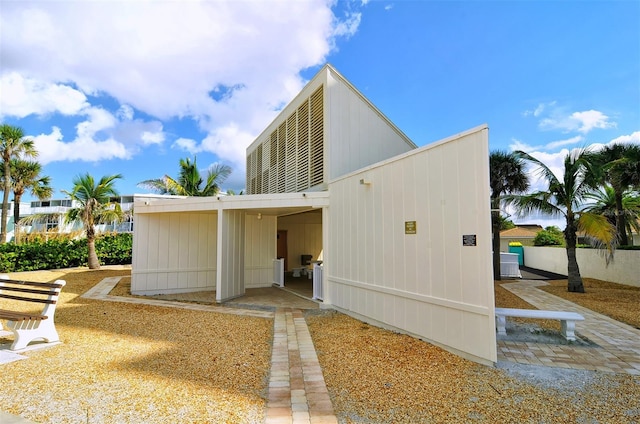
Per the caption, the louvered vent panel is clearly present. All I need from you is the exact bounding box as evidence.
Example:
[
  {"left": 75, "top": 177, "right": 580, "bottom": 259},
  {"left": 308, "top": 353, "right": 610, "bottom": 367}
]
[
  {"left": 262, "top": 170, "right": 269, "bottom": 194},
  {"left": 255, "top": 144, "right": 263, "bottom": 194},
  {"left": 246, "top": 155, "right": 251, "bottom": 194},
  {"left": 245, "top": 84, "right": 324, "bottom": 194},
  {"left": 277, "top": 123, "right": 286, "bottom": 193},
  {"left": 285, "top": 111, "right": 297, "bottom": 192},
  {"left": 269, "top": 131, "right": 278, "bottom": 193},
  {"left": 309, "top": 87, "right": 324, "bottom": 187},
  {"left": 247, "top": 151, "right": 257, "bottom": 194},
  {"left": 297, "top": 99, "right": 310, "bottom": 191}
]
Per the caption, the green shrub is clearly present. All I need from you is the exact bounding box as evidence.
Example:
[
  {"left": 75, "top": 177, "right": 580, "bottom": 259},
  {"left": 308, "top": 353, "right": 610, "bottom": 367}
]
[
  {"left": 534, "top": 226, "right": 564, "bottom": 246},
  {"left": 0, "top": 233, "right": 132, "bottom": 273},
  {"left": 95, "top": 232, "right": 133, "bottom": 265}
]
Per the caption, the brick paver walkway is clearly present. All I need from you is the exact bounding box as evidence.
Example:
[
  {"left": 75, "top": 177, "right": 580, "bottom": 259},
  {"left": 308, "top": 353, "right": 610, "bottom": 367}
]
[
  {"left": 85, "top": 276, "right": 337, "bottom": 423},
  {"left": 498, "top": 280, "right": 640, "bottom": 375}
]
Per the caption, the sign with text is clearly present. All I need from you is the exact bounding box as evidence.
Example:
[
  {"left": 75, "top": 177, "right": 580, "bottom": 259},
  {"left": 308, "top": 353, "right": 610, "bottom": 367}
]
[
  {"left": 405, "top": 221, "right": 417, "bottom": 234},
  {"left": 462, "top": 234, "right": 477, "bottom": 246}
]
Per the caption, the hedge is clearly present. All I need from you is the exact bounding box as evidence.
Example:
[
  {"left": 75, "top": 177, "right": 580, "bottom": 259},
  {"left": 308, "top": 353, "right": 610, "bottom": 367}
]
[{"left": 0, "top": 233, "right": 132, "bottom": 273}]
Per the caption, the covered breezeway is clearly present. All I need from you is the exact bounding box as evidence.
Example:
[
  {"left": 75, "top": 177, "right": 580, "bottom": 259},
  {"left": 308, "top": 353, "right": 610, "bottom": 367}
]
[{"left": 131, "top": 192, "right": 329, "bottom": 303}]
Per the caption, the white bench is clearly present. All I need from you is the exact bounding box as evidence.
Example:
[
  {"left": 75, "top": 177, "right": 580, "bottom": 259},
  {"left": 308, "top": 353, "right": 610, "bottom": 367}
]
[
  {"left": 0, "top": 276, "right": 66, "bottom": 350},
  {"left": 495, "top": 307, "right": 584, "bottom": 341}
]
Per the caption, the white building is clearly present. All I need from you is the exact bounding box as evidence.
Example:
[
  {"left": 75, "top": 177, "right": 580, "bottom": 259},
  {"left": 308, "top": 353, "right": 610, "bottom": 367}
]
[
  {"left": 131, "top": 64, "right": 496, "bottom": 365},
  {"left": 5, "top": 196, "right": 136, "bottom": 240}
]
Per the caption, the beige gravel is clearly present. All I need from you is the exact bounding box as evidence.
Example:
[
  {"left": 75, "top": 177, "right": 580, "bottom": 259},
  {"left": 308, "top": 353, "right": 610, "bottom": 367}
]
[
  {"left": 306, "top": 310, "right": 640, "bottom": 423},
  {"left": 1, "top": 268, "right": 638, "bottom": 423},
  {"left": 0, "top": 269, "right": 272, "bottom": 423}
]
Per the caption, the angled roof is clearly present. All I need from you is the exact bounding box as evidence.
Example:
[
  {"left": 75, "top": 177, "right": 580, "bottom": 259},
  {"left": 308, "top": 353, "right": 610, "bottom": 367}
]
[{"left": 500, "top": 227, "right": 540, "bottom": 238}]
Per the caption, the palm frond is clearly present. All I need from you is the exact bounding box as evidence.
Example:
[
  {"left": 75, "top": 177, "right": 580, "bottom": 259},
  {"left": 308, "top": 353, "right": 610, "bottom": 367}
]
[{"left": 578, "top": 212, "right": 617, "bottom": 265}]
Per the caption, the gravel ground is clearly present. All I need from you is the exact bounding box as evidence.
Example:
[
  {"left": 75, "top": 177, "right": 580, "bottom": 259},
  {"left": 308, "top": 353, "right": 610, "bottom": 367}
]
[
  {"left": 1, "top": 269, "right": 638, "bottom": 423},
  {"left": 306, "top": 309, "right": 640, "bottom": 424},
  {"left": 0, "top": 269, "right": 272, "bottom": 424}
]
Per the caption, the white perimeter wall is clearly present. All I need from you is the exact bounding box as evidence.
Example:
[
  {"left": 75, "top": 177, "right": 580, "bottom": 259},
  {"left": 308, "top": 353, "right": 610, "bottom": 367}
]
[
  {"left": 523, "top": 246, "right": 640, "bottom": 287},
  {"left": 326, "top": 125, "right": 496, "bottom": 365},
  {"left": 132, "top": 212, "right": 217, "bottom": 295}
]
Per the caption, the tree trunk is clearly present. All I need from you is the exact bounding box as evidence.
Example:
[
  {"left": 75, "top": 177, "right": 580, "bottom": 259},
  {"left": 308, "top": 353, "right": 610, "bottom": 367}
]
[
  {"left": 13, "top": 193, "right": 22, "bottom": 245},
  {"left": 614, "top": 190, "right": 628, "bottom": 246},
  {"left": 491, "top": 200, "right": 501, "bottom": 280},
  {"left": 564, "top": 215, "right": 584, "bottom": 293},
  {"left": 0, "top": 160, "right": 10, "bottom": 243},
  {"left": 87, "top": 237, "right": 101, "bottom": 270}
]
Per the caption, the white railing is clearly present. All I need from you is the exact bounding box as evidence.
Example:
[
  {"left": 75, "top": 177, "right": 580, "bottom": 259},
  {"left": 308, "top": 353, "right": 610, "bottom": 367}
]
[
  {"left": 273, "top": 259, "right": 284, "bottom": 287},
  {"left": 312, "top": 264, "right": 323, "bottom": 301}
]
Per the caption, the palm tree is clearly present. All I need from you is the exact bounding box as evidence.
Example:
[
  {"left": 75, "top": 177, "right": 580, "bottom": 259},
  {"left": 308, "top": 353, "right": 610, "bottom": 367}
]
[
  {"left": 584, "top": 185, "right": 640, "bottom": 245},
  {"left": 504, "top": 148, "right": 617, "bottom": 292},
  {"left": 63, "top": 173, "right": 123, "bottom": 269},
  {"left": 593, "top": 144, "right": 640, "bottom": 245},
  {"left": 489, "top": 151, "right": 529, "bottom": 280},
  {"left": 6, "top": 159, "right": 53, "bottom": 244},
  {"left": 138, "top": 157, "right": 232, "bottom": 197},
  {"left": 0, "top": 124, "right": 38, "bottom": 243}
]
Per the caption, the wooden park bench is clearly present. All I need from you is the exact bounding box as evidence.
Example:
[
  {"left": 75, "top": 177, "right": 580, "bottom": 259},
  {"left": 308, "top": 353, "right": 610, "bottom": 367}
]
[
  {"left": 495, "top": 307, "right": 584, "bottom": 341},
  {"left": 0, "top": 276, "right": 66, "bottom": 351}
]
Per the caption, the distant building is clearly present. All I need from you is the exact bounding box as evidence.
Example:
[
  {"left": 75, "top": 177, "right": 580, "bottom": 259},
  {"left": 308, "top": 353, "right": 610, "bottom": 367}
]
[
  {"left": 5, "top": 196, "right": 137, "bottom": 241},
  {"left": 499, "top": 225, "right": 543, "bottom": 251}
]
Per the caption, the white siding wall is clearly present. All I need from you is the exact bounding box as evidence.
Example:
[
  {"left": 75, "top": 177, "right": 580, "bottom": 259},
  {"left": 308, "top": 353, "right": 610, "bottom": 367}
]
[
  {"left": 523, "top": 246, "right": 640, "bottom": 287},
  {"left": 217, "top": 210, "right": 245, "bottom": 301},
  {"left": 131, "top": 212, "right": 217, "bottom": 295},
  {"left": 245, "top": 214, "right": 277, "bottom": 288},
  {"left": 326, "top": 69, "right": 415, "bottom": 181},
  {"left": 326, "top": 126, "right": 496, "bottom": 365},
  {"left": 278, "top": 211, "right": 323, "bottom": 270}
]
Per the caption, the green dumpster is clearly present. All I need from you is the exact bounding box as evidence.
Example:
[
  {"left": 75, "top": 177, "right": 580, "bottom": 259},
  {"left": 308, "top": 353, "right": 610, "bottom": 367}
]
[{"left": 508, "top": 243, "right": 524, "bottom": 266}]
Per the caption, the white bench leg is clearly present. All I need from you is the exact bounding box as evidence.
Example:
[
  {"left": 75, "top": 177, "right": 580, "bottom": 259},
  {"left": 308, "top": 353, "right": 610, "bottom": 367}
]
[
  {"left": 495, "top": 315, "right": 507, "bottom": 337},
  {"left": 561, "top": 320, "right": 577, "bottom": 341},
  {"left": 7, "top": 320, "right": 60, "bottom": 351}
]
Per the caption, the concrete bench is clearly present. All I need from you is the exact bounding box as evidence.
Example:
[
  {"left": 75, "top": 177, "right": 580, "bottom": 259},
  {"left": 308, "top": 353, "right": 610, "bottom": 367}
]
[
  {"left": 0, "top": 276, "right": 66, "bottom": 350},
  {"left": 495, "top": 307, "right": 584, "bottom": 341}
]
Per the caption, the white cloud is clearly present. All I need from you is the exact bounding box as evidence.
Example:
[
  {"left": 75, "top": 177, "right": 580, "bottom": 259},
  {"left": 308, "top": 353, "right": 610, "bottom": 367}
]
[
  {"left": 523, "top": 102, "right": 553, "bottom": 118},
  {"left": 0, "top": 1, "right": 361, "bottom": 172},
  {"left": 33, "top": 126, "right": 129, "bottom": 165},
  {"left": 509, "top": 135, "right": 583, "bottom": 152},
  {"left": 508, "top": 138, "right": 536, "bottom": 152},
  {"left": 545, "top": 135, "right": 584, "bottom": 150},
  {"left": 524, "top": 101, "right": 616, "bottom": 135},
  {"left": 569, "top": 110, "right": 616, "bottom": 133},
  {"left": 141, "top": 131, "right": 164, "bottom": 145},
  {"left": 538, "top": 108, "right": 615, "bottom": 134},
  {"left": 173, "top": 138, "right": 199, "bottom": 153},
  {"left": 0, "top": 72, "right": 88, "bottom": 118},
  {"left": 608, "top": 131, "right": 640, "bottom": 146}
]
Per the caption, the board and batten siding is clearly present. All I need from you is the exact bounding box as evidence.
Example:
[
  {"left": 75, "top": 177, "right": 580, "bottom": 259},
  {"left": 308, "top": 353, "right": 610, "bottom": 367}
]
[
  {"left": 131, "top": 212, "right": 217, "bottom": 295},
  {"left": 245, "top": 214, "right": 278, "bottom": 288},
  {"left": 325, "top": 68, "right": 415, "bottom": 181},
  {"left": 326, "top": 125, "right": 496, "bottom": 365},
  {"left": 216, "top": 210, "right": 245, "bottom": 302}
]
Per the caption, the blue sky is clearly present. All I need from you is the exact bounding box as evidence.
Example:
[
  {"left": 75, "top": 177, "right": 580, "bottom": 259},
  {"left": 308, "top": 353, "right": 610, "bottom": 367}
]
[{"left": 1, "top": 0, "right": 638, "bottom": 227}]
